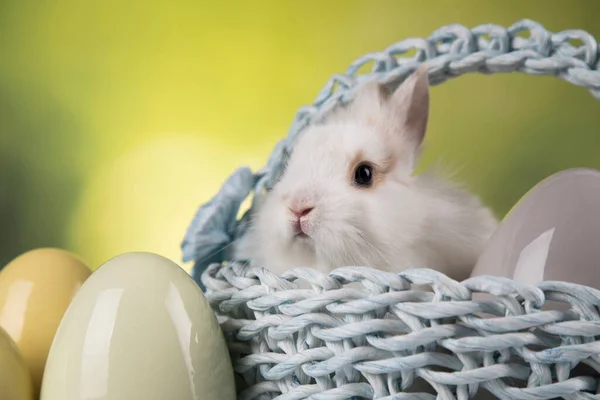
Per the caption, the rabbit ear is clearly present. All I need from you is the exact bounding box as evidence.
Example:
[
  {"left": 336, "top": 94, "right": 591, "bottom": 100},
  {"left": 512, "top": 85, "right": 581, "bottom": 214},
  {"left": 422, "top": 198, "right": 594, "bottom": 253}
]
[
  {"left": 349, "top": 80, "right": 389, "bottom": 118},
  {"left": 389, "top": 64, "right": 430, "bottom": 153}
]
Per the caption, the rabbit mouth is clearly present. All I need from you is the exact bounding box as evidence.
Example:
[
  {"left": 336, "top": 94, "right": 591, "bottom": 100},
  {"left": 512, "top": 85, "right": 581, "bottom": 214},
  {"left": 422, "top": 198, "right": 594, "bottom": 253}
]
[
  {"left": 291, "top": 219, "right": 312, "bottom": 239},
  {"left": 292, "top": 224, "right": 310, "bottom": 239},
  {"left": 295, "top": 231, "right": 309, "bottom": 239}
]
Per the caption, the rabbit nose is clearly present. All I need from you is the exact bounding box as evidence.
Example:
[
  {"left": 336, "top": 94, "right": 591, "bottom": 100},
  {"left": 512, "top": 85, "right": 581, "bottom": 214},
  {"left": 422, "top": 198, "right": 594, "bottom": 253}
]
[
  {"left": 290, "top": 206, "right": 314, "bottom": 219},
  {"left": 288, "top": 194, "right": 316, "bottom": 218}
]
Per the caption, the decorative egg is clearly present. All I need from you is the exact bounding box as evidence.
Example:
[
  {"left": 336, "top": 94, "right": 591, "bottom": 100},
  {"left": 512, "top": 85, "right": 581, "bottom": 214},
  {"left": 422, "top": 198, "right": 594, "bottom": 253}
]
[
  {"left": 0, "top": 325, "right": 34, "bottom": 400},
  {"left": 0, "top": 248, "right": 91, "bottom": 396},
  {"left": 40, "top": 252, "right": 236, "bottom": 400},
  {"left": 471, "top": 168, "right": 600, "bottom": 289}
]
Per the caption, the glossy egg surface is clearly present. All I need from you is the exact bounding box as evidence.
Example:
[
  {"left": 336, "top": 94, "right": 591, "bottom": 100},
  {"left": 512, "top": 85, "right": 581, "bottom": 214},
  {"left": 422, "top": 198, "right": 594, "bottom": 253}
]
[
  {"left": 40, "top": 252, "right": 236, "bottom": 400},
  {"left": 0, "top": 324, "right": 34, "bottom": 400},
  {"left": 471, "top": 168, "right": 600, "bottom": 289},
  {"left": 0, "top": 248, "right": 90, "bottom": 396}
]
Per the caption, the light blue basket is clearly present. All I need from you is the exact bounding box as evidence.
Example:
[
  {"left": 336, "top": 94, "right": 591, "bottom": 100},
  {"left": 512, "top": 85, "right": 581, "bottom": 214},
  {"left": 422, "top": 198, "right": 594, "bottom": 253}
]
[{"left": 183, "top": 20, "right": 600, "bottom": 399}]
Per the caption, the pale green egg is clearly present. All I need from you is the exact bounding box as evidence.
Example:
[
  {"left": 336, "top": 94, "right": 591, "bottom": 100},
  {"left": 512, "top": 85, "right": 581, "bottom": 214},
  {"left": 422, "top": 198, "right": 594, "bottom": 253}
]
[{"left": 41, "top": 252, "right": 236, "bottom": 400}]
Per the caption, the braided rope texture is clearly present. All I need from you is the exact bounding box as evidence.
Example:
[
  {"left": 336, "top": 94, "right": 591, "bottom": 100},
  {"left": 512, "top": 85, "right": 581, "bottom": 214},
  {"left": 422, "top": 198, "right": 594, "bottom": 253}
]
[
  {"left": 183, "top": 19, "right": 600, "bottom": 399},
  {"left": 181, "top": 19, "right": 600, "bottom": 286},
  {"left": 205, "top": 263, "right": 600, "bottom": 400}
]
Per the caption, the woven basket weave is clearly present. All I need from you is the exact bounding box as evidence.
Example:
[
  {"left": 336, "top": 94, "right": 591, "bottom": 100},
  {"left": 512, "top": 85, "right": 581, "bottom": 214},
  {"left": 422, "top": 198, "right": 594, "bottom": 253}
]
[{"left": 183, "top": 20, "right": 600, "bottom": 399}]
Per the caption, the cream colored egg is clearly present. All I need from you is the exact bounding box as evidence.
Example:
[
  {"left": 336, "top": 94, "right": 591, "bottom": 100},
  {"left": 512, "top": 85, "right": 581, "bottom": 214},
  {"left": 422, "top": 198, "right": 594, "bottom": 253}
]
[
  {"left": 0, "top": 248, "right": 91, "bottom": 397},
  {"left": 40, "top": 252, "right": 236, "bottom": 400},
  {"left": 0, "top": 324, "right": 34, "bottom": 400}
]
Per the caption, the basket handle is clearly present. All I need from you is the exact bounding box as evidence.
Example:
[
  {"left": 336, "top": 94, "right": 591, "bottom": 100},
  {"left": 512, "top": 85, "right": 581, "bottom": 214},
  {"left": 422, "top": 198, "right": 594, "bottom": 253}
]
[{"left": 182, "top": 19, "right": 600, "bottom": 289}]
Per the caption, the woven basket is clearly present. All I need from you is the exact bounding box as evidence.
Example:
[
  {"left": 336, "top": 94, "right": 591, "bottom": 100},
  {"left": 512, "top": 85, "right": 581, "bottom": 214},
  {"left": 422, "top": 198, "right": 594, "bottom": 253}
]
[{"left": 182, "top": 20, "right": 600, "bottom": 399}]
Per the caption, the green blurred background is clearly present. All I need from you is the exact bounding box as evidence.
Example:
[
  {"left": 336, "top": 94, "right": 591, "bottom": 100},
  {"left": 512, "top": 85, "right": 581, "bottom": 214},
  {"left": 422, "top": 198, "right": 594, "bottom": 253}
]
[{"left": 1, "top": 0, "right": 599, "bottom": 271}]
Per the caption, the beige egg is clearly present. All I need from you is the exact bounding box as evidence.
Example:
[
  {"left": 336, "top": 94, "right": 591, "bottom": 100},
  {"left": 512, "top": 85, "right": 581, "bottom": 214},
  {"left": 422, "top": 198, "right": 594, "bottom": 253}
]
[
  {"left": 0, "top": 248, "right": 91, "bottom": 397},
  {"left": 0, "top": 324, "right": 34, "bottom": 400},
  {"left": 41, "top": 252, "right": 236, "bottom": 400}
]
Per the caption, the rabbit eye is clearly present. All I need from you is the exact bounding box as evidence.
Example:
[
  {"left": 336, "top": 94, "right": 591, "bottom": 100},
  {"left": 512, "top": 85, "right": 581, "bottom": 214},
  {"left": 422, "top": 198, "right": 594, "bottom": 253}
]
[{"left": 354, "top": 163, "right": 373, "bottom": 187}]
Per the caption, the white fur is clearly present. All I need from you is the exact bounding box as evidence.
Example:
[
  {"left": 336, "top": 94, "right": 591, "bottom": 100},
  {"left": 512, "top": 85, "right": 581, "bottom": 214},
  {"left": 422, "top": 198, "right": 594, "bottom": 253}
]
[{"left": 246, "top": 66, "right": 498, "bottom": 281}]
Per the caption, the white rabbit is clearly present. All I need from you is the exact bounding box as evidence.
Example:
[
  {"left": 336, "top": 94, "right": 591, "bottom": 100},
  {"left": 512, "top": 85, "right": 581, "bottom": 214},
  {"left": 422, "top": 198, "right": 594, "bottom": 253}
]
[{"left": 246, "top": 65, "right": 497, "bottom": 281}]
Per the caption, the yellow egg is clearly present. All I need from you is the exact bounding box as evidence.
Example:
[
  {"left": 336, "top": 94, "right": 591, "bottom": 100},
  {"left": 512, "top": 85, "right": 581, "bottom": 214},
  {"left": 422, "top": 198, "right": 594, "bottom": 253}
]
[
  {"left": 0, "top": 248, "right": 91, "bottom": 397},
  {"left": 0, "top": 324, "right": 34, "bottom": 400},
  {"left": 41, "top": 252, "right": 236, "bottom": 400}
]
